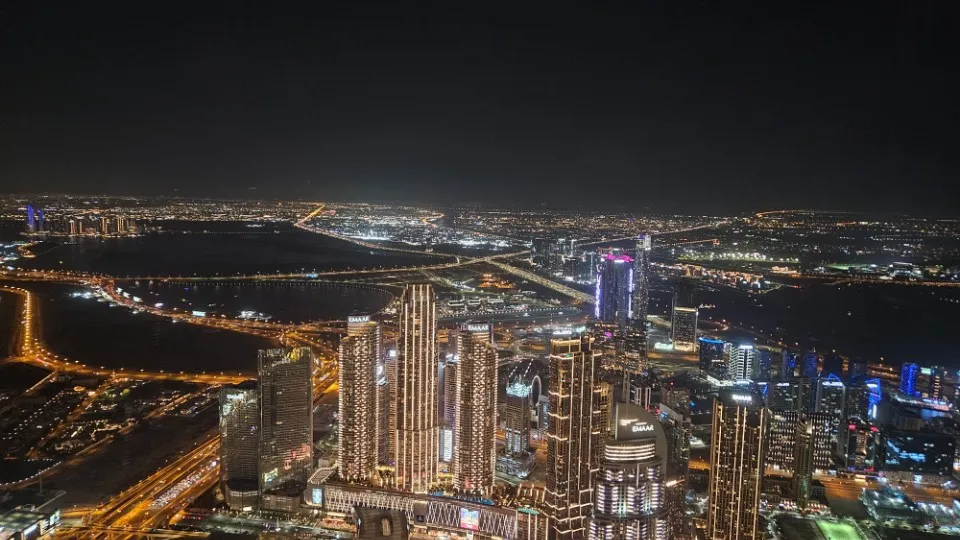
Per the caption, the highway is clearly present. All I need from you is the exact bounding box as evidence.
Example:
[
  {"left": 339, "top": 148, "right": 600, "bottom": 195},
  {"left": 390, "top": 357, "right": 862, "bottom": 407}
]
[
  {"left": 0, "top": 285, "right": 255, "bottom": 385},
  {"left": 79, "top": 360, "right": 340, "bottom": 537}
]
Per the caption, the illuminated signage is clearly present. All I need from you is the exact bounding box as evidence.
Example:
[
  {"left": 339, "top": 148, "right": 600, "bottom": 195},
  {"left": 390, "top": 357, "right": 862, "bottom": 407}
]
[
  {"left": 459, "top": 508, "right": 480, "bottom": 531},
  {"left": 311, "top": 488, "right": 323, "bottom": 505},
  {"left": 631, "top": 423, "right": 655, "bottom": 433},
  {"left": 191, "top": 310, "right": 206, "bottom": 317},
  {"left": 348, "top": 315, "right": 370, "bottom": 324},
  {"left": 730, "top": 394, "right": 753, "bottom": 403},
  {"left": 466, "top": 323, "right": 489, "bottom": 333}
]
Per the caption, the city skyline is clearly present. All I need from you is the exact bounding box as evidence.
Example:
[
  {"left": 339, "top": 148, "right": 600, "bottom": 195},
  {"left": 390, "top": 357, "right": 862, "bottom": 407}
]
[{"left": 1, "top": 1, "right": 959, "bottom": 533}]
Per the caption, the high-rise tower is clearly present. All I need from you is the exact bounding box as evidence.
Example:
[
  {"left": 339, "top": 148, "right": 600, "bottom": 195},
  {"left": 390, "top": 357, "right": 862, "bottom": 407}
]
[
  {"left": 338, "top": 316, "right": 381, "bottom": 484},
  {"left": 632, "top": 234, "right": 652, "bottom": 326},
  {"left": 706, "top": 389, "right": 767, "bottom": 540},
  {"left": 453, "top": 323, "right": 498, "bottom": 496},
  {"left": 544, "top": 335, "right": 602, "bottom": 540},
  {"left": 670, "top": 304, "right": 698, "bottom": 352},
  {"left": 596, "top": 251, "right": 634, "bottom": 329},
  {"left": 588, "top": 402, "right": 667, "bottom": 540},
  {"left": 728, "top": 344, "right": 759, "bottom": 381},
  {"left": 258, "top": 347, "right": 314, "bottom": 493},
  {"left": 394, "top": 284, "right": 439, "bottom": 493},
  {"left": 219, "top": 382, "right": 259, "bottom": 510}
]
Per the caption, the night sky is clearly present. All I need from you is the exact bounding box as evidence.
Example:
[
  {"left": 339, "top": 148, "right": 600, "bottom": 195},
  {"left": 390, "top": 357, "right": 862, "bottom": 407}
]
[{"left": 2, "top": 2, "right": 957, "bottom": 214}]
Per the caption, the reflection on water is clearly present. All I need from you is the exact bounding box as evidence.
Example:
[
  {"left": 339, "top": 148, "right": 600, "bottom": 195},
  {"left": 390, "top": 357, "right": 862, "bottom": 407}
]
[
  {"left": 29, "top": 282, "right": 274, "bottom": 373},
  {"left": 17, "top": 222, "right": 437, "bottom": 276},
  {"left": 122, "top": 280, "right": 394, "bottom": 324}
]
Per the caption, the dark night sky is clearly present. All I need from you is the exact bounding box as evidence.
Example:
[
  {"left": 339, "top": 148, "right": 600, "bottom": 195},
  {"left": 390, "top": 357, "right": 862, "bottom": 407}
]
[{"left": 2, "top": 2, "right": 958, "bottom": 214}]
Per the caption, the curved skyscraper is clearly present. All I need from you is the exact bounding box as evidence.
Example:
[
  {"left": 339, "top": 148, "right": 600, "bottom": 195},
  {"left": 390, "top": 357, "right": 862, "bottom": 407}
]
[
  {"left": 588, "top": 402, "right": 667, "bottom": 540},
  {"left": 394, "top": 284, "right": 439, "bottom": 493},
  {"left": 338, "top": 316, "right": 381, "bottom": 484}
]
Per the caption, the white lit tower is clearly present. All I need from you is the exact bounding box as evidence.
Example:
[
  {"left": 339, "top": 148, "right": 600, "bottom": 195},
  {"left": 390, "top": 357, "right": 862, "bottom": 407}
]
[
  {"left": 707, "top": 389, "right": 767, "bottom": 540},
  {"left": 544, "top": 335, "right": 602, "bottom": 540},
  {"left": 394, "top": 284, "right": 439, "bottom": 493},
  {"left": 632, "top": 233, "right": 652, "bottom": 326},
  {"left": 588, "top": 402, "right": 667, "bottom": 540},
  {"left": 453, "top": 323, "right": 498, "bottom": 496},
  {"left": 337, "top": 315, "right": 381, "bottom": 484},
  {"left": 504, "top": 379, "right": 532, "bottom": 456}
]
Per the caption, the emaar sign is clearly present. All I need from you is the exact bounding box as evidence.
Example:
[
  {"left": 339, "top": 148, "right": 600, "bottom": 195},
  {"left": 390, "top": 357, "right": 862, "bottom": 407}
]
[{"left": 631, "top": 423, "right": 655, "bottom": 433}]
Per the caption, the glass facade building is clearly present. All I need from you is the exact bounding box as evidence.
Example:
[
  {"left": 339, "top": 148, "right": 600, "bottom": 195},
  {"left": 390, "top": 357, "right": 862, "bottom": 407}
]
[{"left": 258, "top": 347, "right": 314, "bottom": 493}]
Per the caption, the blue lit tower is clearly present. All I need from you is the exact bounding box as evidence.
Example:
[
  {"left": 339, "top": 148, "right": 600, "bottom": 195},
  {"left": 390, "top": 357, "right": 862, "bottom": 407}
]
[
  {"left": 780, "top": 351, "right": 797, "bottom": 379},
  {"left": 25, "top": 204, "right": 36, "bottom": 233},
  {"left": 632, "top": 234, "right": 652, "bottom": 326},
  {"left": 900, "top": 362, "right": 920, "bottom": 397},
  {"left": 596, "top": 251, "right": 633, "bottom": 329},
  {"left": 799, "top": 351, "right": 819, "bottom": 379}
]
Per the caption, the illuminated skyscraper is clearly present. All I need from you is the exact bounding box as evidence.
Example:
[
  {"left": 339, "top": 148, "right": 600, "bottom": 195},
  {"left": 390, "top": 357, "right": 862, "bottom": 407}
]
[
  {"left": 258, "top": 347, "right": 314, "bottom": 493},
  {"left": 768, "top": 381, "right": 803, "bottom": 411},
  {"left": 799, "top": 351, "right": 819, "bottom": 379},
  {"left": 441, "top": 353, "right": 458, "bottom": 462},
  {"left": 453, "top": 323, "right": 498, "bottom": 496},
  {"left": 698, "top": 337, "right": 726, "bottom": 374},
  {"left": 766, "top": 410, "right": 801, "bottom": 472},
  {"left": 377, "top": 368, "right": 391, "bottom": 466},
  {"left": 793, "top": 420, "right": 814, "bottom": 509},
  {"left": 544, "top": 336, "right": 602, "bottom": 540},
  {"left": 597, "top": 251, "right": 633, "bottom": 329},
  {"left": 219, "top": 382, "right": 259, "bottom": 510},
  {"left": 806, "top": 412, "right": 833, "bottom": 472},
  {"left": 728, "top": 344, "right": 759, "bottom": 381},
  {"left": 394, "top": 284, "right": 439, "bottom": 493},
  {"left": 588, "top": 402, "right": 666, "bottom": 540},
  {"left": 632, "top": 234, "right": 652, "bottom": 325},
  {"left": 838, "top": 419, "right": 879, "bottom": 473},
  {"left": 504, "top": 380, "right": 532, "bottom": 456},
  {"left": 814, "top": 378, "right": 846, "bottom": 434},
  {"left": 781, "top": 350, "right": 797, "bottom": 379},
  {"left": 900, "top": 362, "right": 920, "bottom": 397},
  {"left": 670, "top": 304, "right": 698, "bottom": 352},
  {"left": 25, "top": 204, "right": 36, "bottom": 233},
  {"left": 707, "top": 389, "right": 767, "bottom": 540},
  {"left": 338, "top": 316, "right": 381, "bottom": 484},
  {"left": 382, "top": 346, "right": 398, "bottom": 467}
]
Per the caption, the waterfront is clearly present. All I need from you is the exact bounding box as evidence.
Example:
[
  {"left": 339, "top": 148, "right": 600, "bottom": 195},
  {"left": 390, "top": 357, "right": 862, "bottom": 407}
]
[
  {"left": 119, "top": 279, "right": 394, "bottom": 324},
  {"left": 26, "top": 282, "right": 274, "bottom": 373},
  {"left": 16, "top": 221, "right": 440, "bottom": 277}
]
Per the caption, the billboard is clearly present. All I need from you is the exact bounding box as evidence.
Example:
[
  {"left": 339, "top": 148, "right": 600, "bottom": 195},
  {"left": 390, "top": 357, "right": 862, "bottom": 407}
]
[{"left": 459, "top": 508, "right": 480, "bottom": 531}]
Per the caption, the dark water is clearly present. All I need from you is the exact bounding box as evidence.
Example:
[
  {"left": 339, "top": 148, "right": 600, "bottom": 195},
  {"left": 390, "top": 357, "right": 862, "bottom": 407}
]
[
  {"left": 120, "top": 280, "right": 394, "bottom": 323},
  {"left": 28, "top": 282, "right": 274, "bottom": 373},
  {"left": 16, "top": 222, "right": 439, "bottom": 277},
  {"left": 690, "top": 281, "right": 960, "bottom": 366}
]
